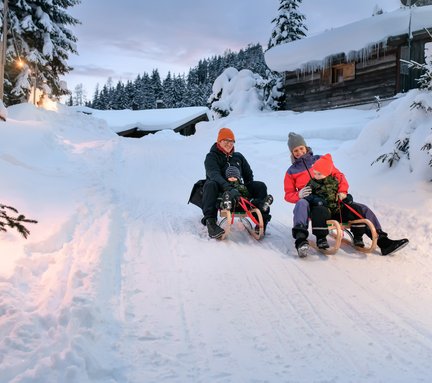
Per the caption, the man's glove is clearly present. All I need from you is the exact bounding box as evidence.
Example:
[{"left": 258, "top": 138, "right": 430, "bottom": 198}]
[
  {"left": 299, "top": 186, "right": 312, "bottom": 199},
  {"left": 229, "top": 188, "right": 241, "bottom": 202}
]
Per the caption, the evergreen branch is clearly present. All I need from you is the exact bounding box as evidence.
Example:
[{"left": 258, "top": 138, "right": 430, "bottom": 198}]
[{"left": 0, "top": 204, "right": 38, "bottom": 239}]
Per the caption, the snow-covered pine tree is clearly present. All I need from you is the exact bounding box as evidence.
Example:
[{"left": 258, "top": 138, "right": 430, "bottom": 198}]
[
  {"left": 162, "top": 72, "right": 175, "bottom": 108},
  {"left": 268, "top": 0, "right": 307, "bottom": 50},
  {"left": 151, "top": 69, "right": 163, "bottom": 108},
  {"left": 2, "top": 0, "right": 80, "bottom": 105},
  {"left": 173, "top": 74, "right": 187, "bottom": 108},
  {"left": 373, "top": 40, "right": 432, "bottom": 174},
  {"left": 87, "top": 43, "right": 269, "bottom": 110},
  {"left": 0, "top": 203, "right": 37, "bottom": 239},
  {"left": 72, "top": 83, "right": 86, "bottom": 106},
  {"left": 264, "top": 70, "right": 285, "bottom": 110}
]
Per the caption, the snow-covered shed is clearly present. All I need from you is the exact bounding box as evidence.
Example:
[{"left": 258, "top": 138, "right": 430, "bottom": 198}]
[
  {"left": 265, "top": 5, "right": 432, "bottom": 111},
  {"left": 76, "top": 107, "right": 210, "bottom": 138}
]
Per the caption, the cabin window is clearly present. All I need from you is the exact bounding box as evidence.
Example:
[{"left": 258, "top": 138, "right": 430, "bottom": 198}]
[
  {"left": 332, "top": 67, "right": 344, "bottom": 83},
  {"left": 330, "top": 63, "right": 355, "bottom": 84}
]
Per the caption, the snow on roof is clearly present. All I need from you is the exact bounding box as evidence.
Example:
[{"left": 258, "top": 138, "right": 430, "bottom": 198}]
[
  {"left": 73, "top": 106, "right": 210, "bottom": 133},
  {"left": 265, "top": 5, "right": 432, "bottom": 73}
]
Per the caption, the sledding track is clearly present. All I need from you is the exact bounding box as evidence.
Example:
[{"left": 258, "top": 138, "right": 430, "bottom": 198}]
[{"left": 1, "top": 110, "right": 432, "bottom": 383}]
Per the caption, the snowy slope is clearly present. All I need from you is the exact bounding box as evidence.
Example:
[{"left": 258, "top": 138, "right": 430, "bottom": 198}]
[{"left": 0, "top": 98, "right": 431, "bottom": 383}]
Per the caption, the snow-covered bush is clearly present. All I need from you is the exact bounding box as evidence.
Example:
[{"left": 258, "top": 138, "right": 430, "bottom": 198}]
[
  {"left": 208, "top": 68, "right": 266, "bottom": 119},
  {"left": 373, "top": 41, "right": 432, "bottom": 178},
  {"left": 371, "top": 90, "right": 432, "bottom": 180}
]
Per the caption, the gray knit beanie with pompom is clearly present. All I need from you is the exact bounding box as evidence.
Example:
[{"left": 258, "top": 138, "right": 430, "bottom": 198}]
[{"left": 287, "top": 132, "right": 307, "bottom": 152}]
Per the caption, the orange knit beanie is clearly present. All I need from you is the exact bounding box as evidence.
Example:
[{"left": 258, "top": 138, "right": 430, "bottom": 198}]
[
  {"left": 217, "top": 128, "right": 235, "bottom": 142},
  {"left": 312, "top": 153, "right": 334, "bottom": 177}
]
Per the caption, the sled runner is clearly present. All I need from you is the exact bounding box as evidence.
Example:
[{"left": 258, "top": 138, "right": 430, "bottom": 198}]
[
  {"left": 218, "top": 196, "right": 265, "bottom": 241},
  {"left": 310, "top": 218, "right": 378, "bottom": 255}
]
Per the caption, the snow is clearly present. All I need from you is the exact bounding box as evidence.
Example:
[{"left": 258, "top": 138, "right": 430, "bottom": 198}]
[
  {"left": 209, "top": 68, "right": 266, "bottom": 118},
  {"left": 265, "top": 5, "right": 432, "bottom": 72},
  {"left": 0, "top": 100, "right": 7, "bottom": 121},
  {"left": 0, "top": 94, "right": 431, "bottom": 383}
]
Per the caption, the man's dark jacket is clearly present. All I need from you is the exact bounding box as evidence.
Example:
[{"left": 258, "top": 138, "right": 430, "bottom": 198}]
[{"left": 204, "top": 143, "right": 253, "bottom": 192}]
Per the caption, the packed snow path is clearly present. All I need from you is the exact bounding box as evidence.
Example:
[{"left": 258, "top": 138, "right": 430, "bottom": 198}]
[{"left": 0, "top": 105, "right": 431, "bottom": 383}]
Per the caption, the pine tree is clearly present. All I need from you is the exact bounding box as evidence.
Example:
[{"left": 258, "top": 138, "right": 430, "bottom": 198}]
[
  {"left": 268, "top": 0, "right": 307, "bottom": 50},
  {"left": 72, "top": 83, "right": 86, "bottom": 106},
  {"left": 173, "top": 74, "right": 187, "bottom": 107},
  {"left": 162, "top": 72, "right": 174, "bottom": 107},
  {"left": 87, "top": 43, "right": 272, "bottom": 110},
  {"left": 3, "top": 0, "right": 80, "bottom": 105},
  {"left": 151, "top": 69, "right": 163, "bottom": 108}
]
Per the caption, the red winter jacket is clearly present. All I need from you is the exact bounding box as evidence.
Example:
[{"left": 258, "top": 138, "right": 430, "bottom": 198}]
[{"left": 284, "top": 151, "right": 349, "bottom": 204}]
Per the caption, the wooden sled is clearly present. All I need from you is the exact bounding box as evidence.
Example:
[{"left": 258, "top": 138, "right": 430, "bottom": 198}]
[
  {"left": 218, "top": 206, "right": 264, "bottom": 241},
  {"left": 310, "top": 218, "right": 378, "bottom": 255}
]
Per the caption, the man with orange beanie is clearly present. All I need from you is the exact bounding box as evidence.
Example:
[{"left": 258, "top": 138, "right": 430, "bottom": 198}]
[{"left": 201, "top": 127, "right": 272, "bottom": 238}]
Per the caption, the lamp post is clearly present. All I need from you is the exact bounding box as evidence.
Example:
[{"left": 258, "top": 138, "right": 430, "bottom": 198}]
[
  {"left": 32, "top": 65, "right": 38, "bottom": 105},
  {"left": 0, "top": 0, "right": 9, "bottom": 102}
]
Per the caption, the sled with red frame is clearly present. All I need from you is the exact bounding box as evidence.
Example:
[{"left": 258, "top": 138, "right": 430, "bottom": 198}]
[
  {"left": 310, "top": 199, "right": 378, "bottom": 255},
  {"left": 218, "top": 196, "right": 265, "bottom": 241}
]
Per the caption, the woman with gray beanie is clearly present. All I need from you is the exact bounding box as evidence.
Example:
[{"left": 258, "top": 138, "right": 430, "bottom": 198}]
[{"left": 284, "top": 132, "right": 408, "bottom": 258}]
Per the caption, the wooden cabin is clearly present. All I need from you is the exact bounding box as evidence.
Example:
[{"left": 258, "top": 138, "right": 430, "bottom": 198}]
[
  {"left": 75, "top": 106, "right": 210, "bottom": 138},
  {"left": 265, "top": 6, "right": 432, "bottom": 111},
  {"left": 117, "top": 112, "right": 209, "bottom": 138}
]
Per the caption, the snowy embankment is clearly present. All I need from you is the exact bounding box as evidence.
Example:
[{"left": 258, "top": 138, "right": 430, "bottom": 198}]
[{"left": 0, "top": 97, "right": 431, "bottom": 383}]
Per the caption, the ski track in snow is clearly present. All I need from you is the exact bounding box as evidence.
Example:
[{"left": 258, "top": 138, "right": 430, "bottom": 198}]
[{"left": 1, "top": 109, "right": 432, "bottom": 383}]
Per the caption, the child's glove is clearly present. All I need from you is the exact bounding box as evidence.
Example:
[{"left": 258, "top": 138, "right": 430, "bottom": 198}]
[
  {"left": 299, "top": 186, "right": 312, "bottom": 199},
  {"left": 337, "top": 192, "right": 347, "bottom": 201},
  {"left": 340, "top": 193, "right": 353, "bottom": 204},
  {"left": 229, "top": 188, "right": 241, "bottom": 202}
]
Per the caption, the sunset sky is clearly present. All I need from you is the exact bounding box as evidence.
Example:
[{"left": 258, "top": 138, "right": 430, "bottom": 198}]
[{"left": 62, "top": 0, "right": 404, "bottom": 97}]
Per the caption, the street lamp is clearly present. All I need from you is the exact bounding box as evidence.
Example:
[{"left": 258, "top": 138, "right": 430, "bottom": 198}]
[{"left": 0, "top": 0, "right": 9, "bottom": 108}]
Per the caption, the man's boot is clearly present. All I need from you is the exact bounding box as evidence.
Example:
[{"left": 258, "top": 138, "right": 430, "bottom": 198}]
[{"left": 206, "top": 218, "right": 225, "bottom": 239}]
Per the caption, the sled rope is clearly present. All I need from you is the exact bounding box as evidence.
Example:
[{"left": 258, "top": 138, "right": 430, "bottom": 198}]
[{"left": 338, "top": 198, "right": 364, "bottom": 221}]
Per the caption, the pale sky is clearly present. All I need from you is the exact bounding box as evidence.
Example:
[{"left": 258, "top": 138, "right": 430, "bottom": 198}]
[{"left": 62, "top": 0, "right": 403, "bottom": 97}]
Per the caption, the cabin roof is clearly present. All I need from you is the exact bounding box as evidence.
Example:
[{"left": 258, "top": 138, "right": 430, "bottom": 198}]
[
  {"left": 265, "top": 5, "right": 432, "bottom": 73},
  {"left": 74, "top": 106, "right": 210, "bottom": 134}
]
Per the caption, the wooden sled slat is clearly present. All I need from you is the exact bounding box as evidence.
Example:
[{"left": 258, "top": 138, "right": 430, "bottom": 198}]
[
  {"left": 310, "top": 219, "right": 342, "bottom": 255},
  {"left": 342, "top": 219, "right": 378, "bottom": 253},
  {"left": 218, "top": 208, "right": 264, "bottom": 241}
]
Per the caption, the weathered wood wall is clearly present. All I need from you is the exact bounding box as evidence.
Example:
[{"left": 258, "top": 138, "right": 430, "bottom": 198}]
[
  {"left": 282, "top": 48, "right": 399, "bottom": 111},
  {"left": 281, "top": 31, "right": 429, "bottom": 111}
]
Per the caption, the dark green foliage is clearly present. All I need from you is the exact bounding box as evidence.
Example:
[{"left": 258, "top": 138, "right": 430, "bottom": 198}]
[
  {"left": 88, "top": 44, "right": 269, "bottom": 110},
  {"left": 0, "top": 204, "right": 38, "bottom": 239},
  {"left": 372, "top": 138, "right": 410, "bottom": 167}
]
